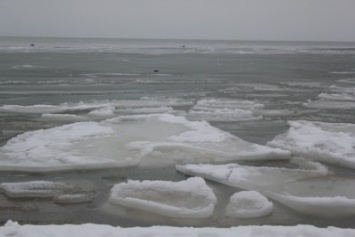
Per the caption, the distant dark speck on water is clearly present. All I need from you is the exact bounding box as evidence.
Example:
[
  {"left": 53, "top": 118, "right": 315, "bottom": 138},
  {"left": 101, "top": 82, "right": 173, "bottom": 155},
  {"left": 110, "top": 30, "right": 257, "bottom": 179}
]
[
  {"left": 30, "top": 44, "right": 35, "bottom": 47},
  {"left": 154, "top": 69, "right": 159, "bottom": 73}
]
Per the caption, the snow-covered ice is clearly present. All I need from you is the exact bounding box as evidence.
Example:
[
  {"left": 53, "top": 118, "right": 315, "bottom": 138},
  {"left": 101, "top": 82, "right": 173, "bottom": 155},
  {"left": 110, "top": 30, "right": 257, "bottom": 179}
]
[
  {"left": 0, "top": 114, "right": 290, "bottom": 172},
  {"left": 109, "top": 177, "right": 217, "bottom": 218},
  {"left": 225, "top": 191, "right": 273, "bottom": 218},
  {"left": 1, "top": 221, "right": 354, "bottom": 237},
  {"left": 268, "top": 120, "right": 355, "bottom": 169}
]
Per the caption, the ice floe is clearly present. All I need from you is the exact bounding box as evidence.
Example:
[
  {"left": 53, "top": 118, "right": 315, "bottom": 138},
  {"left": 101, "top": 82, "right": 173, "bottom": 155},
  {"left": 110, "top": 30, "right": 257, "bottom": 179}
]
[
  {"left": 318, "top": 93, "right": 355, "bottom": 101},
  {"left": 187, "top": 98, "right": 263, "bottom": 121},
  {"left": 176, "top": 159, "right": 328, "bottom": 192},
  {"left": 267, "top": 176, "right": 355, "bottom": 217},
  {"left": 268, "top": 120, "right": 355, "bottom": 169},
  {"left": 304, "top": 100, "right": 355, "bottom": 110},
  {"left": 0, "top": 114, "right": 290, "bottom": 172},
  {"left": 225, "top": 191, "right": 273, "bottom": 218},
  {"left": 109, "top": 177, "right": 216, "bottom": 218},
  {"left": 0, "top": 181, "right": 94, "bottom": 204},
  {"left": 0, "top": 181, "right": 71, "bottom": 198},
  {"left": 1, "top": 221, "right": 354, "bottom": 237},
  {"left": 175, "top": 162, "right": 355, "bottom": 217}
]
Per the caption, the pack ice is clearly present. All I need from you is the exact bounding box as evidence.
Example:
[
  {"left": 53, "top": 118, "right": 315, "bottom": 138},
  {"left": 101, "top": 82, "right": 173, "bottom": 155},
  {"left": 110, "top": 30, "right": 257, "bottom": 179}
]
[
  {"left": 0, "top": 114, "right": 290, "bottom": 172},
  {"left": 268, "top": 120, "right": 355, "bottom": 169},
  {"left": 109, "top": 177, "right": 216, "bottom": 218}
]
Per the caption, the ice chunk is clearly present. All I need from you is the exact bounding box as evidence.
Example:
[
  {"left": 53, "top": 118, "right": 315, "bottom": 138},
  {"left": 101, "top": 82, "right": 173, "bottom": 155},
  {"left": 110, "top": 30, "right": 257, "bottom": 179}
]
[
  {"left": 0, "top": 181, "right": 71, "bottom": 198},
  {"left": 176, "top": 159, "right": 328, "bottom": 192},
  {"left": 303, "top": 100, "right": 355, "bottom": 109},
  {"left": 266, "top": 176, "right": 355, "bottom": 217},
  {"left": 176, "top": 162, "right": 355, "bottom": 217},
  {"left": 318, "top": 93, "right": 355, "bottom": 101},
  {"left": 268, "top": 120, "right": 355, "bottom": 169},
  {"left": 226, "top": 191, "right": 273, "bottom": 218},
  {"left": 1, "top": 221, "right": 355, "bottom": 237},
  {"left": 54, "top": 193, "right": 94, "bottom": 204},
  {"left": 187, "top": 98, "right": 263, "bottom": 121},
  {"left": 329, "top": 85, "right": 355, "bottom": 95},
  {"left": 109, "top": 177, "right": 217, "bottom": 218},
  {"left": 0, "top": 114, "right": 290, "bottom": 172},
  {"left": 0, "top": 98, "right": 193, "bottom": 116},
  {"left": 41, "top": 114, "right": 86, "bottom": 123}
]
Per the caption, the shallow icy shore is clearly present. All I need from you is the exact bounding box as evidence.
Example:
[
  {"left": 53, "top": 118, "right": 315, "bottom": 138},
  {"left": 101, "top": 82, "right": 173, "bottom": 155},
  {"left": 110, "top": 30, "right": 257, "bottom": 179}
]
[{"left": 1, "top": 221, "right": 354, "bottom": 237}]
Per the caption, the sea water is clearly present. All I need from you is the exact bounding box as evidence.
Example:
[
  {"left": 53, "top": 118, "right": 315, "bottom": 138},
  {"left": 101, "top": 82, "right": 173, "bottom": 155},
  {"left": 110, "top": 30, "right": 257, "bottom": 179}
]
[{"left": 0, "top": 36, "right": 355, "bottom": 227}]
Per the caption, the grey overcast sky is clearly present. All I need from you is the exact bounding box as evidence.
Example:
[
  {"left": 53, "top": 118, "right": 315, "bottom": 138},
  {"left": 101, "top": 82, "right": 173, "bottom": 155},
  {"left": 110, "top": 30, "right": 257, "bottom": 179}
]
[{"left": 1, "top": 0, "right": 355, "bottom": 42}]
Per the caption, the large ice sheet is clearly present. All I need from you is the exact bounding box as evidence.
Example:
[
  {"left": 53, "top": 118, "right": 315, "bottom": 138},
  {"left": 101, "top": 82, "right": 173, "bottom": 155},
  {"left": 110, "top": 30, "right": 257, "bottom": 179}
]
[
  {"left": 187, "top": 98, "right": 263, "bottom": 121},
  {"left": 1, "top": 221, "right": 354, "bottom": 237},
  {"left": 268, "top": 120, "right": 355, "bottom": 169},
  {"left": 109, "top": 177, "right": 216, "bottom": 218},
  {"left": 225, "top": 191, "right": 273, "bottom": 218},
  {"left": 0, "top": 114, "right": 290, "bottom": 172}
]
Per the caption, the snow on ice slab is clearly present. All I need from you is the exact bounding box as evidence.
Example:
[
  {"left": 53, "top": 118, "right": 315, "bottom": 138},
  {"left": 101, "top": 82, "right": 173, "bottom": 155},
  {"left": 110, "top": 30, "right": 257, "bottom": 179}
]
[
  {"left": 226, "top": 191, "right": 273, "bottom": 218},
  {"left": 268, "top": 120, "right": 355, "bottom": 169},
  {"left": 176, "top": 159, "right": 328, "bottom": 192},
  {"left": 109, "top": 177, "right": 217, "bottom": 218},
  {"left": 0, "top": 114, "right": 290, "bottom": 172},
  {"left": 1, "top": 221, "right": 355, "bottom": 237}
]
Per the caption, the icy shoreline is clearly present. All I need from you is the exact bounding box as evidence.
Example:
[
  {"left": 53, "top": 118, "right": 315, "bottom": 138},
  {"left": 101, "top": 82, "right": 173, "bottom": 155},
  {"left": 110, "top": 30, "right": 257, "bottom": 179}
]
[{"left": 1, "top": 221, "right": 354, "bottom": 237}]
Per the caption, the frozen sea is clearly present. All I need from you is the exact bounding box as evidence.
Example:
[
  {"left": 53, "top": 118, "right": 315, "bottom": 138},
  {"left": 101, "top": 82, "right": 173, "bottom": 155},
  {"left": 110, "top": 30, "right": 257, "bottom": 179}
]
[{"left": 1, "top": 36, "right": 355, "bottom": 229}]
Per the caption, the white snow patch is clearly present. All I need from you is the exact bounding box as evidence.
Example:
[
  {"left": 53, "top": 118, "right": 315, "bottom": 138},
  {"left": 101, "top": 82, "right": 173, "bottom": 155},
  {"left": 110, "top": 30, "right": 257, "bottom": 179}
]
[
  {"left": 1, "top": 221, "right": 354, "bottom": 237},
  {"left": 226, "top": 191, "right": 273, "bottom": 218},
  {"left": 109, "top": 177, "right": 216, "bottom": 218},
  {"left": 268, "top": 120, "right": 355, "bottom": 169}
]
